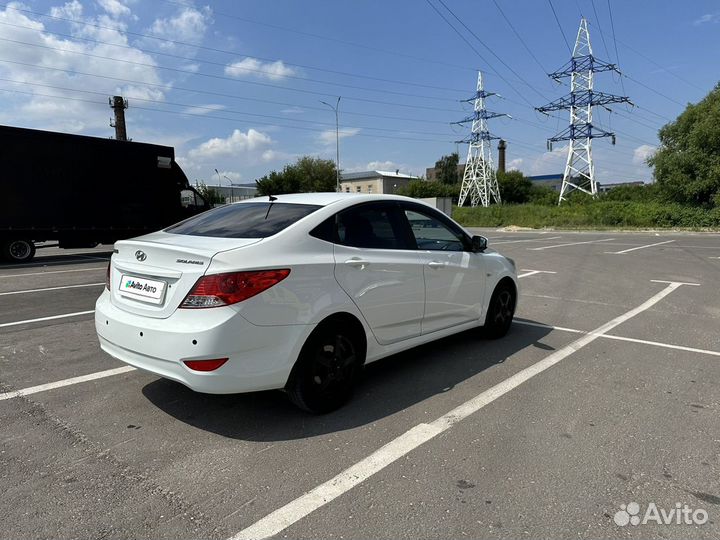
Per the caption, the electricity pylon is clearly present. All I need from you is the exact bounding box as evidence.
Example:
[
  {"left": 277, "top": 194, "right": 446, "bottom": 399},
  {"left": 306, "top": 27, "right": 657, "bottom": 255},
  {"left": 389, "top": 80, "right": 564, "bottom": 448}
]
[
  {"left": 536, "top": 18, "right": 630, "bottom": 204},
  {"left": 457, "top": 72, "right": 506, "bottom": 207}
]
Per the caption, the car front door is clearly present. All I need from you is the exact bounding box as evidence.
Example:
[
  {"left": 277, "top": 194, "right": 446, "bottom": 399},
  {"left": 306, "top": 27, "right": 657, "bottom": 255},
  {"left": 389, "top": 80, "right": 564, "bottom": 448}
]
[
  {"left": 400, "top": 203, "right": 486, "bottom": 335},
  {"left": 332, "top": 202, "right": 425, "bottom": 345}
]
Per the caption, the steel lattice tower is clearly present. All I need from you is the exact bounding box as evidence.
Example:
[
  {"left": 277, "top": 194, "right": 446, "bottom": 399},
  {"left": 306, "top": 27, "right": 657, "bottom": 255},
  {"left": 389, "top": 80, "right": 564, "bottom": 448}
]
[
  {"left": 536, "top": 18, "right": 630, "bottom": 204},
  {"left": 457, "top": 72, "right": 505, "bottom": 207}
]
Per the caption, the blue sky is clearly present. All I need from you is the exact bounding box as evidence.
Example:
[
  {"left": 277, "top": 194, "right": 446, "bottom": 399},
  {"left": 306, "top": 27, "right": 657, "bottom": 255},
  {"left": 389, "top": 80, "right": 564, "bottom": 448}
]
[{"left": 0, "top": 0, "right": 717, "bottom": 187}]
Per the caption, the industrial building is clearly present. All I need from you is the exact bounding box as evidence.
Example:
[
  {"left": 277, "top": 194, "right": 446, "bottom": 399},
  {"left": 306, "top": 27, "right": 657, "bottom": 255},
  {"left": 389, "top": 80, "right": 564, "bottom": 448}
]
[{"left": 339, "top": 170, "right": 419, "bottom": 194}]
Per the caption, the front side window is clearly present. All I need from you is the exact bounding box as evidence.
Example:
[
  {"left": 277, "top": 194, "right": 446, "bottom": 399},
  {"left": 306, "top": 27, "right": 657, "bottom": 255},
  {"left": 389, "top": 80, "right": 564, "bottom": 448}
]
[
  {"left": 165, "top": 202, "right": 320, "bottom": 238},
  {"left": 404, "top": 208, "right": 467, "bottom": 251}
]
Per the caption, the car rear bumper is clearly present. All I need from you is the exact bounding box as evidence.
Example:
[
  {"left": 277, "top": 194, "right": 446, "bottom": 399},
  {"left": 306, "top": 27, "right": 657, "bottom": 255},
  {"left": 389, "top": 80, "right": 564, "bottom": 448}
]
[{"left": 95, "top": 290, "right": 311, "bottom": 394}]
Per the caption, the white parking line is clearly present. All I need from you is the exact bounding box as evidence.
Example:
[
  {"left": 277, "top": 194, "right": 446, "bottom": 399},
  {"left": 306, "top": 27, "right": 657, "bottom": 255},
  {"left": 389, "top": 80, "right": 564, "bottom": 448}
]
[
  {"left": 492, "top": 236, "right": 562, "bottom": 245},
  {"left": 228, "top": 280, "right": 691, "bottom": 540},
  {"left": 518, "top": 269, "right": 557, "bottom": 278},
  {"left": 0, "top": 366, "right": 136, "bottom": 401},
  {"left": 528, "top": 238, "right": 616, "bottom": 251},
  {"left": 0, "top": 310, "right": 95, "bottom": 328},
  {"left": 0, "top": 283, "right": 104, "bottom": 296},
  {"left": 514, "top": 320, "right": 720, "bottom": 357},
  {"left": 605, "top": 240, "right": 675, "bottom": 254},
  {"left": 0, "top": 266, "right": 106, "bottom": 278}
]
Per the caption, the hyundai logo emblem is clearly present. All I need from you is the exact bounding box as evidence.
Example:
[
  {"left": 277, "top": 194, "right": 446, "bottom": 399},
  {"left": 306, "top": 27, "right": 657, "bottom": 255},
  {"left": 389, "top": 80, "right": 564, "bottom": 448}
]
[{"left": 135, "top": 250, "right": 147, "bottom": 262}]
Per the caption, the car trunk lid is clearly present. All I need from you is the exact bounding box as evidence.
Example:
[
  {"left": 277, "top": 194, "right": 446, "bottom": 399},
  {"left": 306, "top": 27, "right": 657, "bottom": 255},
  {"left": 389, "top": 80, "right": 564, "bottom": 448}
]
[{"left": 109, "top": 232, "right": 261, "bottom": 319}]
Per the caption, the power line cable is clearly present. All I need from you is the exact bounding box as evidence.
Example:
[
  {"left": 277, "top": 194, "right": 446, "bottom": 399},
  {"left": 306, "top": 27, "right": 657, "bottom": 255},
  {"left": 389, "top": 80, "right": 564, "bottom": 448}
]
[
  {"left": 0, "top": 19, "right": 469, "bottom": 95},
  {"left": 622, "top": 73, "right": 684, "bottom": 107},
  {"left": 0, "top": 76, "right": 459, "bottom": 137},
  {"left": 0, "top": 36, "right": 464, "bottom": 104},
  {"left": 490, "top": 0, "right": 548, "bottom": 75},
  {"left": 547, "top": 0, "right": 572, "bottom": 54},
  {"left": 0, "top": 57, "right": 462, "bottom": 114},
  {"left": 586, "top": 19, "right": 704, "bottom": 93},
  {"left": 0, "top": 1, "right": 476, "bottom": 75},
  {"left": 0, "top": 86, "right": 455, "bottom": 144},
  {"left": 434, "top": 0, "right": 551, "bottom": 102},
  {"left": 589, "top": 0, "right": 612, "bottom": 60},
  {"left": 605, "top": 0, "right": 628, "bottom": 97}
]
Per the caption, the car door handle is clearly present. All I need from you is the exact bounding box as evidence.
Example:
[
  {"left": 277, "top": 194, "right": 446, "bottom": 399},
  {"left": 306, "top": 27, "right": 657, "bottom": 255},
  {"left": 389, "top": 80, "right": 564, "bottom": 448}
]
[
  {"left": 345, "top": 258, "right": 370, "bottom": 268},
  {"left": 427, "top": 261, "right": 446, "bottom": 269}
]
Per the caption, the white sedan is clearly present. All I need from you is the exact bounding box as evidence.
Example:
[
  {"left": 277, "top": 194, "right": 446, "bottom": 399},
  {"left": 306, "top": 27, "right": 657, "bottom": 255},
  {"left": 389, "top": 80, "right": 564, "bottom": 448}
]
[{"left": 95, "top": 193, "right": 517, "bottom": 413}]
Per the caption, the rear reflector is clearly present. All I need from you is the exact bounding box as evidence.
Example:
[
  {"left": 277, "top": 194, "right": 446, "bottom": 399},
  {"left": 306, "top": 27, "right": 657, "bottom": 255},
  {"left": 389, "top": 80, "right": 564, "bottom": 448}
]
[
  {"left": 180, "top": 269, "right": 290, "bottom": 308},
  {"left": 183, "top": 358, "right": 228, "bottom": 371}
]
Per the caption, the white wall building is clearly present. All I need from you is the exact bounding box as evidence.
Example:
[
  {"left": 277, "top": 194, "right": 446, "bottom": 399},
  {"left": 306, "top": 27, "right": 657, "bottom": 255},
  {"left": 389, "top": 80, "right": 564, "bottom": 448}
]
[{"left": 340, "top": 170, "right": 419, "bottom": 194}]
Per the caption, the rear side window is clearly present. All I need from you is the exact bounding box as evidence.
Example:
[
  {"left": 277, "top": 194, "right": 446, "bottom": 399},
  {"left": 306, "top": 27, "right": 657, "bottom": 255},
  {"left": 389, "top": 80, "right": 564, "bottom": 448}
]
[
  {"left": 165, "top": 203, "right": 321, "bottom": 238},
  {"left": 335, "top": 203, "right": 411, "bottom": 249}
]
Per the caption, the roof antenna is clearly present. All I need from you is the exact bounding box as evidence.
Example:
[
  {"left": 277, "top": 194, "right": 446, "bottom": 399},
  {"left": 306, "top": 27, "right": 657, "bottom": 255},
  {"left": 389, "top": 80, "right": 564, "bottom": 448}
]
[{"left": 265, "top": 194, "right": 277, "bottom": 220}]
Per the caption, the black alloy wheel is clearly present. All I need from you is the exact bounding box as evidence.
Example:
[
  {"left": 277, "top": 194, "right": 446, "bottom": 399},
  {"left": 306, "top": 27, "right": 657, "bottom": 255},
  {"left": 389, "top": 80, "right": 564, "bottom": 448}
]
[
  {"left": 287, "top": 325, "right": 363, "bottom": 414},
  {"left": 482, "top": 283, "right": 516, "bottom": 339}
]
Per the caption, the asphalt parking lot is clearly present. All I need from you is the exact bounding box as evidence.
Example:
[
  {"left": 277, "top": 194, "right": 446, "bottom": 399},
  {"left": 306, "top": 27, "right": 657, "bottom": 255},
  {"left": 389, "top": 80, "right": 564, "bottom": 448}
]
[{"left": 1, "top": 230, "right": 719, "bottom": 539}]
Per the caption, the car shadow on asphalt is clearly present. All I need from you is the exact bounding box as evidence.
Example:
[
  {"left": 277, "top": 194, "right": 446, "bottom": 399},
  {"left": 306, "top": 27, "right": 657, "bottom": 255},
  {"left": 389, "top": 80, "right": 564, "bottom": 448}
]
[{"left": 141, "top": 320, "right": 552, "bottom": 441}]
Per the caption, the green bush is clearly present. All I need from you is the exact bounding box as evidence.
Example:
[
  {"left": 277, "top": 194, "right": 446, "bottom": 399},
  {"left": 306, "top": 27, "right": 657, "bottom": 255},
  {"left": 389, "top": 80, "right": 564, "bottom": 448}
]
[
  {"left": 599, "top": 183, "right": 661, "bottom": 202},
  {"left": 397, "top": 180, "right": 460, "bottom": 199},
  {"left": 497, "top": 170, "right": 532, "bottom": 203},
  {"left": 453, "top": 201, "right": 720, "bottom": 229}
]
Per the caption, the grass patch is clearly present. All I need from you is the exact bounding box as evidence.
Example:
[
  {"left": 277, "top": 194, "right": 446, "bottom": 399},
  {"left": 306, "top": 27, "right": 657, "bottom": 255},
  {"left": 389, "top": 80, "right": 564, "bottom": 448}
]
[{"left": 453, "top": 201, "right": 720, "bottom": 229}]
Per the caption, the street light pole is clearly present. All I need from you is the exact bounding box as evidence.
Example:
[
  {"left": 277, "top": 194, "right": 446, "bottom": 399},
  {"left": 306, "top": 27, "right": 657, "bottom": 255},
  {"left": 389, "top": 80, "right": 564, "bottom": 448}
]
[
  {"left": 320, "top": 96, "right": 341, "bottom": 192},
  {"left": 214, "top": 168, "right": 234, "bottom": 204},
  {"left": 223, "top": 175, "right": 236, "bottom": 202}
]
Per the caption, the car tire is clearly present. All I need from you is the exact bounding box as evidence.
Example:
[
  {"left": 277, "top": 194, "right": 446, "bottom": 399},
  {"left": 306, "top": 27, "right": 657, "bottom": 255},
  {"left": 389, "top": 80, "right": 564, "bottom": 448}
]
[
  {"left": 1, "top": 239, "right": 36, "bottom": 263},
  {"left": 287, "top": 322, "right": 364, "bottom": 414},
  {"left": 482, "top": 281, "right": 516, "bottom": 339}
]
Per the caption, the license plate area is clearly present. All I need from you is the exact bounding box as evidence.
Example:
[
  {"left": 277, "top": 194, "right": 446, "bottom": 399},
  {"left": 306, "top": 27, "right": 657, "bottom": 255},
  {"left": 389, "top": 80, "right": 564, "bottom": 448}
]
[{"left": 118, "top": 274, "right": 167, "bottom": 305}]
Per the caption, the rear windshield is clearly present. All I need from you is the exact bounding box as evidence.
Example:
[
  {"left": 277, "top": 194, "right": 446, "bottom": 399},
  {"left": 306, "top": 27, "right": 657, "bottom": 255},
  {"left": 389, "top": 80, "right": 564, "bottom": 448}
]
[{"left": 165, "top": 202, "right": 321, "bottom": 238}]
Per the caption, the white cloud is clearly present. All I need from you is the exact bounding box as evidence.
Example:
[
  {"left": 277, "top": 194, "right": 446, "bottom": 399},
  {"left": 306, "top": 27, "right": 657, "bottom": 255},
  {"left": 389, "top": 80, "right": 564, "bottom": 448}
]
[
  {"left": 182, "top": 63, "right": 200, "bottom": 73},
  {"left": 96, "top": 0, "right": 132, "bottom": 19},
  {"left": 0, "top": 2, "right": 167, "bottom": 131},
  {"left": 50, "top": 0, "right": 83, "bottom": 20},
  {"left": 319, "top": 127, "right": 360, "bottom": 145},
  {"left": 281, "top": 106, "right": 304, "bottom": 114},
  {"left": 366, "top": 160, "right": 398, "bottom": 171},
  {"left": 149, "top": 6, "right": 212, "bottom": 48},
  {"left": 694, "top": 13, "right": 720, "bottom": 25},
  {"left": 506, "top": 158, "right": 523, "bottom": 171},
  {"left": 530, "top": 145, "right": 568, "bottom": 176},
  {"left": 215, "top": 170, "right": 242, "bottom": 183},
  {"left": 182, "top": 103, "right": 226, "bottom": 115},
  {"left": 632, "top": 144, "right": 656, "bottom": 165},
  {"left": 225, "top": 58, "right": 297, "bottom": 81},
  {"left": 188, "top": 128, "right": 273, "bottom": 160}
]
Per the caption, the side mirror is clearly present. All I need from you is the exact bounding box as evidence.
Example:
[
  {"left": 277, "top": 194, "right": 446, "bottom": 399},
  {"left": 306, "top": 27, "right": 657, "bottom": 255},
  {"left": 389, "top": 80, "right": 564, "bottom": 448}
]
[{"left": 471, "top": 235, "right": 487, "bottom": 253}]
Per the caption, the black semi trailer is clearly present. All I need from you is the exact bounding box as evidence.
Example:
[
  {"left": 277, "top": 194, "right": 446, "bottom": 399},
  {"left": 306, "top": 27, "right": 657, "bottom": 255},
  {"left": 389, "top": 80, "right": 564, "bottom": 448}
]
[{"left": 0, "top": 125, "right": 209, "bottom": 262}]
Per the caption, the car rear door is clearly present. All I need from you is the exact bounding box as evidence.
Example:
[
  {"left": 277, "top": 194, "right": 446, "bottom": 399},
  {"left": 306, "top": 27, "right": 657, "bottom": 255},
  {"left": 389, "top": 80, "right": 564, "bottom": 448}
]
[
  {"left": 400, "top": 203, "right": 486, "bottom": 334},
  {"left": 332, "top": 201, "right": 425, "bottom": 345}
]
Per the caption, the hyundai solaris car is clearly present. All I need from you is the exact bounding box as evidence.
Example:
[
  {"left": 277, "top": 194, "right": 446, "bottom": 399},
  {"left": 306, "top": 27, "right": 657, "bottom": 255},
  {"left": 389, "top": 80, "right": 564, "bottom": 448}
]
[{"left": 95, "top": 193, "right": 517, "bottom": 413}]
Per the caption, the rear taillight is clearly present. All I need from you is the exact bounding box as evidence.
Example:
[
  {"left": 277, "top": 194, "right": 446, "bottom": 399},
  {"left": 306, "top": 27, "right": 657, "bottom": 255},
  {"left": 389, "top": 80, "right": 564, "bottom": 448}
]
[
  {"left": 105, "top": 262, "right": 111, "bottom": 290},
  {"left": 180, "top": 269, "right": 290, "bottom": 308},
  {"left": 183, "top": 358, "right": 228, "bottom": 371}
]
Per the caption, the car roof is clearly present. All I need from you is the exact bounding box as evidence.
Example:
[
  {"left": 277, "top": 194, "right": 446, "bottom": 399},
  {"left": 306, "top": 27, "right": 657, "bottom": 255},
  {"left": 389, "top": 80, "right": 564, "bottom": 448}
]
[{"left": 236, "top": 192, "right": 421, "bottom": 207}]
